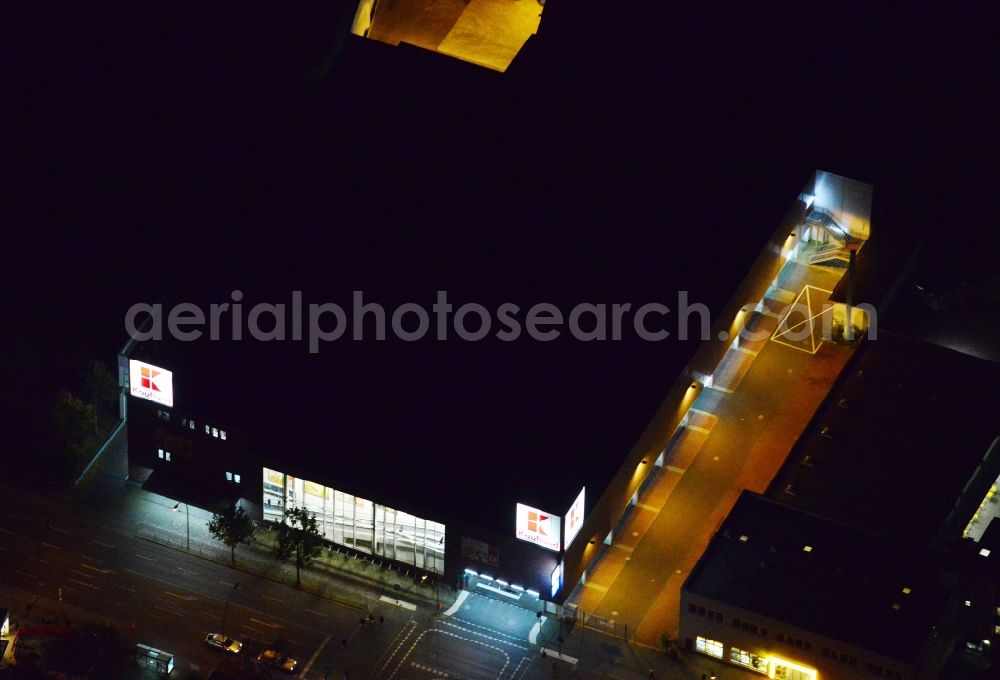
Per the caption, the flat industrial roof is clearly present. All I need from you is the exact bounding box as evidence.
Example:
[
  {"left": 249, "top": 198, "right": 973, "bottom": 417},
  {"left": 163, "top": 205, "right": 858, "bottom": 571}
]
[
  {"left": 767, "top": 331, "right": 1000, "bottom": 546},
  {"left": 684, "top": 492, "right": 952, "bottom": 662}
]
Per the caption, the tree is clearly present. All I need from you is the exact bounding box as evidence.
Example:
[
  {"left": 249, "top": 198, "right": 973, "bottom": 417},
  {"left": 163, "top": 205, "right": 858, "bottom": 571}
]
[
  {"left": 273, "top": 506, "right": 324, "bottom": 585},
  {"left": 208, "top": 503, "right": 256, "bottom": 565},
  {"left": 47, "top": 391, "right": 101, "bottom": 484},
  {"left": 81, "top": 359, "right": 118, "bottom": 436}
]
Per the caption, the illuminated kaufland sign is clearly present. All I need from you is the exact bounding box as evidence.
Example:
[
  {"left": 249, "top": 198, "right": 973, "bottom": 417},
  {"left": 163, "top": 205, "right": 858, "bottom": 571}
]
[
  {"left": 563, "top": 487, "right": 585, "bottom": 549},
  {"left": 515, "top": 503, "right": 561, "bottom": 552},
  {"left": 129, "top": 359, "right": 174, "bottom": 407}
]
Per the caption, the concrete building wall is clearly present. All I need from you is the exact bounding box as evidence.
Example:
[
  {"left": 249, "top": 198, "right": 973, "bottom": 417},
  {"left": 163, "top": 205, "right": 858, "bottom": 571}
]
[{"left": 679, "top": 590, "right": 919, "bottom": 680}]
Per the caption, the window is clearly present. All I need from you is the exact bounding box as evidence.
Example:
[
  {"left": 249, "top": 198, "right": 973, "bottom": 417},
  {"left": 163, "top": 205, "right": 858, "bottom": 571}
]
[
  {"left": 730, "top": 647, "right": 764, "bottom": 672},
  {"left": 233, "top": 474, "right": 241, "bottom": 484},
  {"left": 226, "top": 471, "right": 233, "bottom": 481},
  {"left": 220, "top": 430, "right": 227, "bottom": 440},
  {"left": 165, "top": 451, "right": 171, "bottom": 461},
  {"left": 212, "top": 427, "right": 219, "bottom": 438},
  {"left": 375, "top": 503, "right": 446, "bottom": 575},
  {"left": 188, "top": 420, "right": 195, "bottom": 430},
  {"left": 157, "top": 410, "right": 170, "bottom": 421},
  {"left": 695, "top": 636, "right": 723, "bottom": 659},
  {"left": 205, "top": 424, "right": 211, "bottom": 434},
  {"left": 157, "top": 448, "right": 164, "bottom": 459}
]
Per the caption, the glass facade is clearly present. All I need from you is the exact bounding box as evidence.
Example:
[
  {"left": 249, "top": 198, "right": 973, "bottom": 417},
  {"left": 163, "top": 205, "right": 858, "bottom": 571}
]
[{"left": 262, "top": 467, "right": 444, "bottom": 574}]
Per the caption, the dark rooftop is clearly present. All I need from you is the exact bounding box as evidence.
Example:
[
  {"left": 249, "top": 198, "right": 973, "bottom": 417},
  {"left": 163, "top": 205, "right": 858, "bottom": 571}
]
[
  {"left": 684, "top": 491, "right": 953, "bottom": 662},
  {"left": 127, "top": 213, "right": 736, "bottom": 531},
  {"left": 767, "top": 331, "right": 1000, "bottom": 546}
]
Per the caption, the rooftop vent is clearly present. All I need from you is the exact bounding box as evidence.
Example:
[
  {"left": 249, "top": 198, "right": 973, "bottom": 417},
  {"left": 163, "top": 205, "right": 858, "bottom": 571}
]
[
  {"left": 783, "top": 483, "right": 796, "bottom": 496},
  {"left": 837, "top": 398, "right": 849, "bottom": 409},
  {"left": 820, "top": 426, "right": 833, "bottom": 439}
]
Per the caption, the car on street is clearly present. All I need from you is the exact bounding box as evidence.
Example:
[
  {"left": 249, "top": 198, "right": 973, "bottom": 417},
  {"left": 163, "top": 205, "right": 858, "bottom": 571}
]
[
  {"left": 256, "top": 648, "right": 298, "bottom": 673},
  {"left": 204, "top": 633, "right": 243, "bottom": 654}
]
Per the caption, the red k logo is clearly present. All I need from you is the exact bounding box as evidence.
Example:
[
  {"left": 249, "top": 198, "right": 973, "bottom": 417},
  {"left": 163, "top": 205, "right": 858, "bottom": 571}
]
[
  {"left": 140, "top": 365, "right": 162, "bottom": 392},
  {"left": 527, "top": 511, "right": 548, "bottom": 536}
]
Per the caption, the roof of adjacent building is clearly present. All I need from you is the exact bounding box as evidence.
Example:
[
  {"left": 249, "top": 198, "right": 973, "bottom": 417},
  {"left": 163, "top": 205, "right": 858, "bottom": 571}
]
[
  {"left": 767, "top": 330, "right": 1000, "bottom": 546},
  {"left": 684, "top": 491, "right": 953, "bottom": 662}
]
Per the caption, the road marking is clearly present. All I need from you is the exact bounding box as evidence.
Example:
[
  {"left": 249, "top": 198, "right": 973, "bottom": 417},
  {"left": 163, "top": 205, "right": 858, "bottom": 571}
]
[
  {"left": 734, "top": 345, "right": 758, "bottom": 356},
  {"left": 528, "top": 619, "right": 543, "bottom": 644},
  {"left": 583, "top": 582, "right": 608, "bottom": 593},
  {"left": 666, "top": 464, "right": 686, "bottom": 474},
  {"left": 261, "top": 594, "right": 285, "bottom": 603},
  {"left": 442, "top": 590, "right": 468, "bottom": 617},
  {"left": 71, "top": 569, "right": 94, "bottom": 580},
  {"left": 380, "top": 595, "right": 417, "bottom": 611},
  {"left": 27, "top": 555, "right": 50, "bottom": 564},
  {"left": 250, "top": 617, "right": 280, "bottom": 628},
  {"left": 0, "top": 527, "right": 18, "bottom": 536},
  {"left": 637, "top": 502, "right": 659, "bottom": 512},
  {"left": 128, "top": 569, "right": 329, "bottom": 636},
  {"left": 611, "top": 543, "right": 635, "bottom": 553},
  {"left": 709, "top": 384, "right": 735, "bottom": 394},
  {"left": 79, "top": 563, "right": 111, "bottom": 575},
  {"left": 297, "top": 633, "right": 331, "bottom": 678},
  {"left": 69, "top": 578, "right": 100, "bottom": 590},
  {"left": 153, "top": 604, "right": 180, "bottom": 616},
  {"left": 442, "top": 619, "right": 529, "bottom": 650},
  {"left": 15, "top": 570, "right": 36, "bottom": 579},
  {"left": 687, "top": 425, "right": 712, "bottom": 434},
  {"left": 133, "top": 553, "right": 154, "bottom": 561},
  {"left": 377, "top": 620, "right": 419, "bottom": 675},
  {"left": 166, "top": 591, "right": 197, "bottom": 602},
  {"left": 541, "top": 649, "right": 578, "bottom": 664},
  {"left": 304, "top": 608, "right": 328, "bottom": 618},
  {"left": 201, "top": 611, "right": 222, "bottom": 620},
  {"left": 113, "top": 583, "right": 136, "bottom": 593},
  {"left": 410, "top": 662, "right": 450, "bottom": 677},
  {"left": 219, "top": 580, "right": 236, "bottom": 587},
  {"left": 49, "top": 525, "right": 73, "bottom": 536},
  {"left": 90, "top": 540, "right": 115, "bottom": 549},
  {"left": 40, "top": 542, "right": 61, "bottom": 550}
]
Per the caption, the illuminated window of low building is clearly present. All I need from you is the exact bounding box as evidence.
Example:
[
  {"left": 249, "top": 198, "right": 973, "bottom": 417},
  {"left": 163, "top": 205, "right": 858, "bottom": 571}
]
[
  {"left": 695, "top": 636, "right": 723, "bottom": 659},
  {"left": 730, "top": 647, "right": 766, "bottom": 673}
]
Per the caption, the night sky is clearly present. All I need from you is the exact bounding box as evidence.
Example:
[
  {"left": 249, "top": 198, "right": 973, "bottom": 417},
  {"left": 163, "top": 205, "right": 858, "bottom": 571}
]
[{"left": 4, "top": 2, "right": 997, "bottom": 474}]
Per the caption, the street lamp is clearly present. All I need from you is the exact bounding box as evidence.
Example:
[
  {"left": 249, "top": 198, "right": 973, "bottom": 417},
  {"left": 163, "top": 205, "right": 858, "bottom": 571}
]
[
  {"left": 171, "top": 502, "right": 190, "bottom": 550},
  {"left": 222, "top": 581, "right": 240, "bottom": 632}
]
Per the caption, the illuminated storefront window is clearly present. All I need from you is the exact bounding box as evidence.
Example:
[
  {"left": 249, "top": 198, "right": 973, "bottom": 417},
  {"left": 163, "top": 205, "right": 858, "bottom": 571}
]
[
  {"left": 696, "top": 636, "right": 724, "bottom": 659},
  {"left": 767, "top": 656, "right": 817, "bottom": 680},
  {"left": 261, "top": 467, "right": 444, "bottom": 574},
  {"left": 730, "top": 647, "right": 766, "bottom": 674},
  {"left": 375, "top": 505, "right": 445, "bottom": 575}
]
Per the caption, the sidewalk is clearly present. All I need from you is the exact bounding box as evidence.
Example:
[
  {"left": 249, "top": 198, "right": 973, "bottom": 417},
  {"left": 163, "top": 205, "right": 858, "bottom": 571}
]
[{"left": 60, "top": 423, "right": 458, "bottom": 616}]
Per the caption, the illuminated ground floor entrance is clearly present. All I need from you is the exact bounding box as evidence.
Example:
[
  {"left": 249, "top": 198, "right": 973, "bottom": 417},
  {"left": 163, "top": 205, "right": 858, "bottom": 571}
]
[{"left": 263, "top": 467, "right": 446, "bottom": 575}]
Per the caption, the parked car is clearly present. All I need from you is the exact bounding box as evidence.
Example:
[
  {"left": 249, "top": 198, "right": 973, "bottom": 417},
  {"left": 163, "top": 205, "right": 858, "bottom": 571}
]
[
  {"left": 204, "top": 633, "right": 243, "bottom": 654},
  {"left": 256, "top": 648, "right": 298, "bottom": 673}
]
